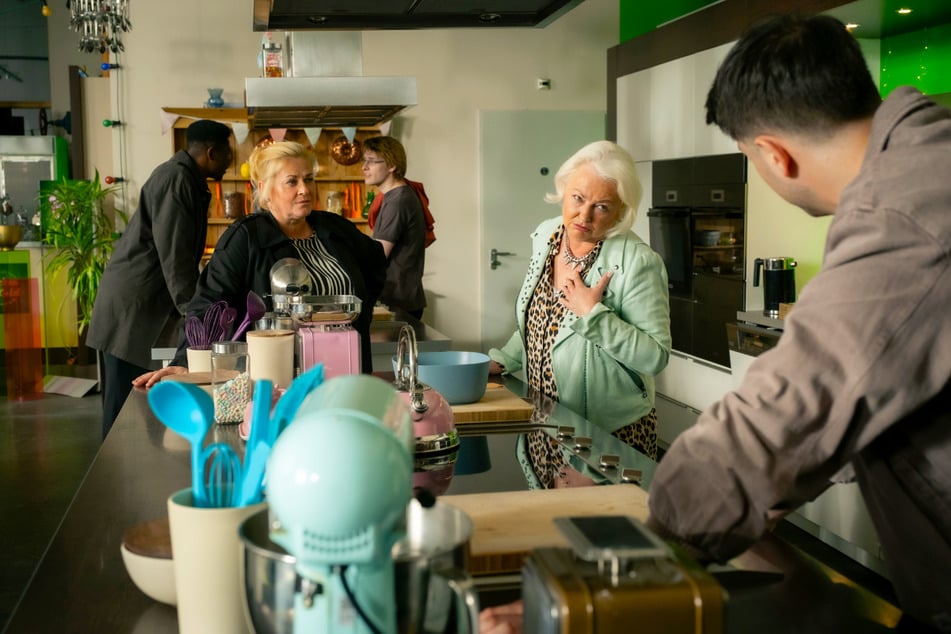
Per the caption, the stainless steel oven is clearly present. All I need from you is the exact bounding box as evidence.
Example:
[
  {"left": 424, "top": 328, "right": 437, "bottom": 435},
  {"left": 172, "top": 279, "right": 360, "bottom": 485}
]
[{"left": 647, "top": 153, "right": 747, "bottom": 368}]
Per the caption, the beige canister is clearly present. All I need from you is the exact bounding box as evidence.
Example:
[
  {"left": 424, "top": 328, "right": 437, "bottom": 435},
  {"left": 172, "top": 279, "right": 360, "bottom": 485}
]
[{"left": 246, "top": 329, "right": 295, "bottom": 389}]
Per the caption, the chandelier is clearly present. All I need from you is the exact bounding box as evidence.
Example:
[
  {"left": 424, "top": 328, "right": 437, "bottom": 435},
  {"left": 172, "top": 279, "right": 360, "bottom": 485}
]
[{"left": 66, "top": 0, "right": 132, "bottom": 53}]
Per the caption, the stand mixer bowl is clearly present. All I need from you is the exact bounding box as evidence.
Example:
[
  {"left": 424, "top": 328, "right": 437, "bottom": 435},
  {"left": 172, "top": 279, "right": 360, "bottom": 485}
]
[
  {"left": 264, "top": 375, "right": 414, "bottom": 633},
  {"left": 239, "top": 499, "right": 480, "bottom": 634}
]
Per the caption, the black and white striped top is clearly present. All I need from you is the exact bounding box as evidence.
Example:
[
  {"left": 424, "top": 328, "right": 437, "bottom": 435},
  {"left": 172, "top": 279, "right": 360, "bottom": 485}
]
[{"left": 291, "top": 235, "right": 353, "bottom": 296}]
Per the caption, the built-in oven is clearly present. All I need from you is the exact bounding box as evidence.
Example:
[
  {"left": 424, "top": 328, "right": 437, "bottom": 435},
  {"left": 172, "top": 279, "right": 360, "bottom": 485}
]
[{"left": 647, "top": 153, "right": 747, "bottom": 368}]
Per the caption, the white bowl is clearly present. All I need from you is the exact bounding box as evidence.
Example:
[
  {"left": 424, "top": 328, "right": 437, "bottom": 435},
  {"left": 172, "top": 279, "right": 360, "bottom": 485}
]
[
  {"left": 119, "top": 518, "right": 177, "bottom": 605},
  {"left": 120, "top": 544, "right": 177, "bottom": 605}
]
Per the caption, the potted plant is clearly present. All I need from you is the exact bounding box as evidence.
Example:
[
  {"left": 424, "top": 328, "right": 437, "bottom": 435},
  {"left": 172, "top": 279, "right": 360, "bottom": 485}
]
[{"left": 42, "top": 172, "right": 127, "bottom": 361}]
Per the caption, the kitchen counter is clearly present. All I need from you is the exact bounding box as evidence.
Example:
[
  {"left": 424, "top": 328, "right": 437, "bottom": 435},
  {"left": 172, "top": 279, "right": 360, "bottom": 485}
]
[
  {"left": 737, "top": 309, "right": 785, "bottom": 331},
  {"left": 368, "top": 310, "right": 452, "bottom": 371},
  {"left": 151, "top": 311, "right": 451, "bottom": 372},
  {"left": 4, "top": 376, "right": 904, "bottom": 633}
]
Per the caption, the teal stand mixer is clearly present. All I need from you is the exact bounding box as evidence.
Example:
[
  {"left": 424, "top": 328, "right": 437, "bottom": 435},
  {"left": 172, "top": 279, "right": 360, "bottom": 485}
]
[{"left": 265, "top": 374, "right": 414, "bottom": 634}]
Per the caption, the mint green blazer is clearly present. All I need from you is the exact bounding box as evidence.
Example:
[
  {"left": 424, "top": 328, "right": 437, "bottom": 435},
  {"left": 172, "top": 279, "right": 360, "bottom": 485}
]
[{"left": 489, "top": 217, "right": 671, "bottom": 432}]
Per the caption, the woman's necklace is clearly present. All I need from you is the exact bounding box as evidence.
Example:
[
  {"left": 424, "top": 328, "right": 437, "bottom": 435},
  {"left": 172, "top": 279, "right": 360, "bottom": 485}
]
[{"left": 563, "top": 239, "right": 597, "bottom": 268}]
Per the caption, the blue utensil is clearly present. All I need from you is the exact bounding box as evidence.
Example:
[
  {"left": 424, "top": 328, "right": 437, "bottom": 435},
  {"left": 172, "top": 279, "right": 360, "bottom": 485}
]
[
  {"left": 148, "top": 381, "right": 214, "bottom": 507},
  {"left": 235, "top": 379, "right": 275, "bottom": 506},
  {"left": 238, "top": 440, "right": 271, "bottom": 507},
  {"left": 269, "top": 364, "right": 325, "bottom": 446},
  {"left": 201, "top": 442, "right": 242, "bottom": 508}
]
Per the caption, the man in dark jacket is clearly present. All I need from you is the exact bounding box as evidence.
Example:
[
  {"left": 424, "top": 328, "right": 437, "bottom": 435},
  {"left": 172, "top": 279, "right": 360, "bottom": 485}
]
[{"left": 87, "top": 119, "right": 233, "bottom": 439}]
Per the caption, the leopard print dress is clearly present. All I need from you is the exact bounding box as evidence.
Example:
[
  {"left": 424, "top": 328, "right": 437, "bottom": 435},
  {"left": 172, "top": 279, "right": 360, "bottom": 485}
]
[{"left": 521, "top": 226, "right": 658, "bottom": 489}]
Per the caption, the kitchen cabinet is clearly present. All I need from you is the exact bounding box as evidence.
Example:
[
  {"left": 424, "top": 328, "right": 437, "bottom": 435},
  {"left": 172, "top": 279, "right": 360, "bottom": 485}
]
[
  {"left": 163, "top": 108, "right": 379, "bottom": 254},
  {"left": 616, "top": 42, "right": 736, "bottom": 162}
]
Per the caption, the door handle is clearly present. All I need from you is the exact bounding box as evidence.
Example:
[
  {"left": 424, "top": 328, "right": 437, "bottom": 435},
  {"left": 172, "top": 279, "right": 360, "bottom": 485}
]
[{"left": 490, "top": 248, "right": 515, "bottom": 270}]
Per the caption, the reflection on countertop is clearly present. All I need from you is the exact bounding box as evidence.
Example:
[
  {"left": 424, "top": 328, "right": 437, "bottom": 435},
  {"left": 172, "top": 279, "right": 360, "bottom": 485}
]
[
  {"left": 368, "top": 310, "right": 452, "bottom": 371},
  {"left": 3, "top": 374, "right": 904, "bottom": 633}
]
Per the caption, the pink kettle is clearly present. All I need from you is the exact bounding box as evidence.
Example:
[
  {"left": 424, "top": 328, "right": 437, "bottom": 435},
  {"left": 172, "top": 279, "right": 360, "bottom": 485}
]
[{"left": 393, "top": 325, "right": 459, "bottom": 458}]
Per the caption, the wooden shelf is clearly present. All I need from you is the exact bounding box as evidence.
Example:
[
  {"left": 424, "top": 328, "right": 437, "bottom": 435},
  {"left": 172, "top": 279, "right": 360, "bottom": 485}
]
[
  {"left": 161, "top": 107, "right": 385, "bottom": 130},
  {"left": 166, "top": 106, "right": 378, "bottom": 244},
  {"left": 162, "top": 107, "right": 248, "bottom": 122}
]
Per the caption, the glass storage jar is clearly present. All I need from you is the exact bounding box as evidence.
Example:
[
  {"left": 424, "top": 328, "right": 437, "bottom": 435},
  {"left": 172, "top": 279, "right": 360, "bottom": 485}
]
[{"left": 211, "top": 341, "right": 250, "bottom": 424}]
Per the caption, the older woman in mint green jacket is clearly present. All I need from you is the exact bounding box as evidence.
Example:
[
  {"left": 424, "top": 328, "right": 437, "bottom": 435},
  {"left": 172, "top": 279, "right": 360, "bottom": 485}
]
[{"left": 489, "top": 141, "right": 670, "bottom": 484}]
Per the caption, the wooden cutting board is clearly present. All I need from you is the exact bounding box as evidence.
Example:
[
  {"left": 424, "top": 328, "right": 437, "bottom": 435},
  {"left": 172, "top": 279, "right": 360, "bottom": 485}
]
[
  {"left": 441, "top": 485, "right": 650, "bottom": 575},
  {"left": 161, "top": 371, "right": 213, "bottom": 385},
  {"left": 450, "top": 383, "right": 535, "bottom": 424}
]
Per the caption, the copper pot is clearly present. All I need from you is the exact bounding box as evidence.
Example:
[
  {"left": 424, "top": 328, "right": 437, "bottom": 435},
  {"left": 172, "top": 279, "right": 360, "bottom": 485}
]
[
  {"left": 223, "top": 192, "right": 246, "bottom": 219},
  {"left": 330, "top": 136, "right": 363, "bottom": 166}
]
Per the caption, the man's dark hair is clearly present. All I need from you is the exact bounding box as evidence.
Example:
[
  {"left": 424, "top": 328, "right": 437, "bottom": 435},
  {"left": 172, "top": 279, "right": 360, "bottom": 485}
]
[
  {"left": 705, "top": 14, "right": 881, "bottom": 141},
  {"left": 186, "top": 119, "right": 232, "bottom": 149}
]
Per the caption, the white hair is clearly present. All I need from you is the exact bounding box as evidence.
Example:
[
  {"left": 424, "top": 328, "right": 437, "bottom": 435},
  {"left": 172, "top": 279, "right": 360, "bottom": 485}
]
[{"left": 544, "top": 140, "right": 642, "bottom": 238}]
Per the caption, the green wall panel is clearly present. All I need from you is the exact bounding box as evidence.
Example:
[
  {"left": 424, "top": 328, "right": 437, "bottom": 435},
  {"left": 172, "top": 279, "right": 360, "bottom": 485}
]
[
  {"left": 619, "top": 0, "right": 718, "bottom": 42},
  {"left": 881, "top": 22, "right": 951, "bottom": 97}
]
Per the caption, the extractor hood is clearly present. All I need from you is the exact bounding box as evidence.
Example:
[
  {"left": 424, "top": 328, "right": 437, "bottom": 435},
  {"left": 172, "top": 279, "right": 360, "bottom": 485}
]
[
  {"left": 245, "top": 32, "right": 417, "bottom": 129},
  {"left": 253, "top": 0, "right": 586, "bottom": 31},
  {"left": 245, "top": 76, "right": 417, "bottom": 128}
]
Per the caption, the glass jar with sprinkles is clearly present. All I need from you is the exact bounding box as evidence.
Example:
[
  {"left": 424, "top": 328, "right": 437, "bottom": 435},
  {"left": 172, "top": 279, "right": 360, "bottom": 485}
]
[{"left": 211, "top": 341, "right": 250, "bottom": 424}]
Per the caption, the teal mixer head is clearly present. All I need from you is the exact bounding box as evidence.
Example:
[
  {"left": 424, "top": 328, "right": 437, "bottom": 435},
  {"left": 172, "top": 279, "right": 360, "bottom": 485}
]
[
  {"left": 265, "top": 375, "right": 414, "bottom": 633},
  {"left": 267, "top": 375, "right": 413, "bottom": 572}
]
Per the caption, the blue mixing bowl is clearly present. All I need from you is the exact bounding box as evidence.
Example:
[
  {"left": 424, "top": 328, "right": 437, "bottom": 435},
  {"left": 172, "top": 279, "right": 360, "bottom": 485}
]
[{"left": 393, "top": 351, "right": 491, "bottom": 405}]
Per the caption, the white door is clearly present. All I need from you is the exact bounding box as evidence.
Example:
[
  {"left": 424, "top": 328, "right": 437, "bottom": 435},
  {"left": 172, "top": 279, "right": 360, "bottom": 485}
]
[{"left": 480, "top": 110, "right": 605, "bottom": 353}]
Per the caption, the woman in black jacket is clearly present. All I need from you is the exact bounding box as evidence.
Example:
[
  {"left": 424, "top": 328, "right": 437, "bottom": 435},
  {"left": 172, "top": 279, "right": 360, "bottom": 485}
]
[{"left": 135, "top": 141, "right": 386, "bottom": 387}]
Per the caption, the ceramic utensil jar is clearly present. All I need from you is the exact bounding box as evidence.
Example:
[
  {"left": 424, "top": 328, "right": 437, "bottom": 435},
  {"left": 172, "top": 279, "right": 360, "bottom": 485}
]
[{"left": 211, "top": 341, "right": 250, "bottom": 424}]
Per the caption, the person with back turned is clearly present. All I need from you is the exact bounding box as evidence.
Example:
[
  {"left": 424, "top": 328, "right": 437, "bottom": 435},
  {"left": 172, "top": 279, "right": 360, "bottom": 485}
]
[
  {"left": 481, "top": 14, "right": 950, "bottom": 633},
  {"left": 87, "top": 119, "right": 233, "bottom": 440}
]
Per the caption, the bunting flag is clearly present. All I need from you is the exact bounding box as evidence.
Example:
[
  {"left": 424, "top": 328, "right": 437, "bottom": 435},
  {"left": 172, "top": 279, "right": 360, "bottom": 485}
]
[
  {"left": 231, "top": 122, "right": 250, "bottom": 145},
  {"left": 379, "top": 121, "right": 392, "bottom": 136},
  {"left": 269, "top": 128, "right": 288, "bottom": 142},
  {"left": 303, "top": 127, "right": 322, "bottom": 146},
  {"left": 341, "top": 126, "right": 356, "bottom": 143},
  {"left": 158, "top": 110, "right": 249, "bottom": 145},
  {"left": 159, "top": 110, "right": 180, "bottom": 135}
]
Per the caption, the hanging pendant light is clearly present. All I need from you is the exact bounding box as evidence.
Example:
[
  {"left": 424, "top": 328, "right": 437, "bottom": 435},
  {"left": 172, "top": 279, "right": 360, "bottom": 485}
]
[{"left": 66, "top": 0, "right": 133, "bottom": 54}]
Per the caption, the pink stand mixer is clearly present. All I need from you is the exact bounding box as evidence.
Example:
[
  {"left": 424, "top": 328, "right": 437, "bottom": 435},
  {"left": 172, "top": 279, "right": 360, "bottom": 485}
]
[
  {"left": 280, "top": 294, "right": 362, "bottom": 379},
  {"left": 268, "top": 258, "right": 362, "bottom": 379}
]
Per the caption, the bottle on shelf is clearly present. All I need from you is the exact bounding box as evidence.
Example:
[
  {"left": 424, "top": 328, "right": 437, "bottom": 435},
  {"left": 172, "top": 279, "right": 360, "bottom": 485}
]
[
  {"left": 362, "top": 191, "right": 375, "bottom": 219},
  {"left": 262, "top": 32, "right": 284, "bottom": 78}
]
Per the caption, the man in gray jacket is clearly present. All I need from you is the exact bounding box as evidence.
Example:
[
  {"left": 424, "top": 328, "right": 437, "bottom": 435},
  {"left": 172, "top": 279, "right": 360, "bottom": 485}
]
[
  {"left": 87, "top": 119, "right": 233, "bottom": 439},
  {"left": 481, "top": 14, "right": 949, "bottom": 634},
  {"left": 645, "top": 15, "right": 951, "bottom": 630}
]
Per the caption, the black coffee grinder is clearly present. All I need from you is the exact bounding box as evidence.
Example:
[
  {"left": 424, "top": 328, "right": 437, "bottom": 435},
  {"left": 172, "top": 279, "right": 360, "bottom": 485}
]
[{"left": 753, "top": 257, "right": 797, "bottom": 318}]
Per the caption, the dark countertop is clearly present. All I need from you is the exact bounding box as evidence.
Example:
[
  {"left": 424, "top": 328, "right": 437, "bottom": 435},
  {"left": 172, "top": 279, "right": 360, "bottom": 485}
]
[
  {"left": 4, "top": 376, "right": 904, "bottom": 633},
  {"left": 736, "top": 310, "right": 785, "bottom": 330}
]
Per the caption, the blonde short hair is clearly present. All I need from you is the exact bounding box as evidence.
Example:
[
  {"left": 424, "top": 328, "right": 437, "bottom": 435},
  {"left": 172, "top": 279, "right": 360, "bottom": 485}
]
[
  {"left": 248, "top": 141, "right": 317, "bottom": 211},
  {"left": 544, "top": 140, "right": 642, "bottom": 238}
]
